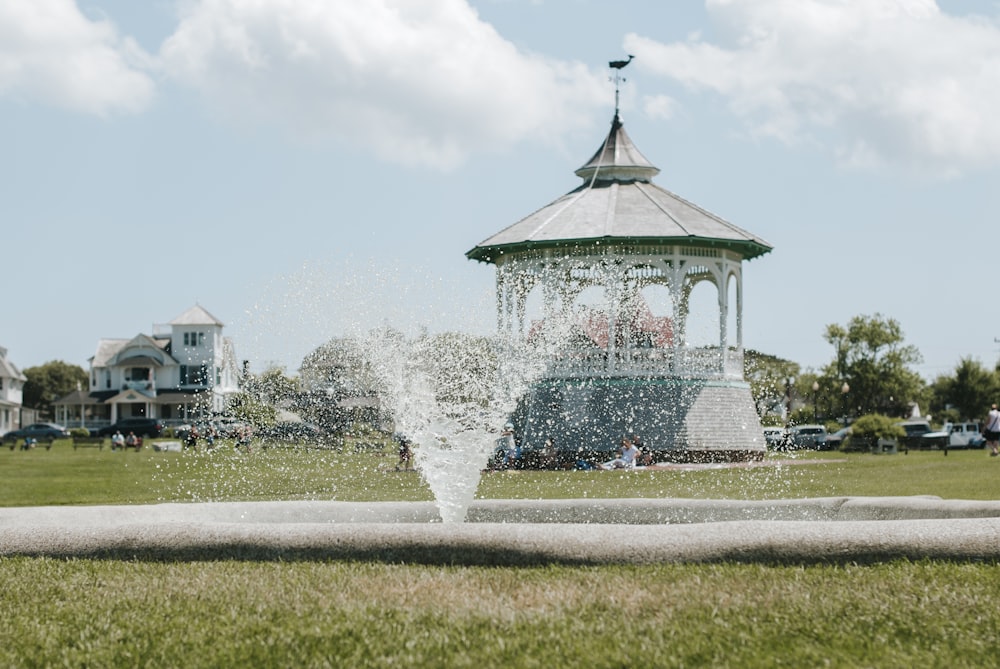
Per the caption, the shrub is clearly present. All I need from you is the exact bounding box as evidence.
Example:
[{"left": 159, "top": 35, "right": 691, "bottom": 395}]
[
  {"left": 845, "top": 414, "right": 905, "bottom": 452},
  {"left": 759, "top": 414, "right": 785, "bottom": 427},
  {"left": 69, "top": 427, "right": 90, "bottom": 438}
]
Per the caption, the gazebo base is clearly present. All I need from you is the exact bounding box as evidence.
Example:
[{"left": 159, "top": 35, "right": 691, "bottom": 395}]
[{"left": 515, "top": 376, "right": 765, "bottom": 460}]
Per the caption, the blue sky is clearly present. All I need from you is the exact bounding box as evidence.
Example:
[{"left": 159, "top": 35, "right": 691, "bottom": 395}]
[{"left": 3, "top": 0, "right": 1000, "bottom": 381}]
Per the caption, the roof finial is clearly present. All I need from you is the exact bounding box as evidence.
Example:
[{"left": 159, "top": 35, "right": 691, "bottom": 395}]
[{"left": 609, "top": 55, "right": 634, "bottom": 119}]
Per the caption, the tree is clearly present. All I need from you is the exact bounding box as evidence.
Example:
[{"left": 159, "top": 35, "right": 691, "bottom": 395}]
[
  {"left": 744, "top": 350, "right": 800, "bottom": 417},
  {"left": 299, "top": 337, "right": 380, "bottom": 399},
  {"left": 929, "top": 357, "right": 1000, "bottom": 421},
  {"left": 243, "top": 366, "right": 299, "bottom": 405},
  {"left": 413, "top": 332, "right": 498, "bottom": 410},
  {"left": 817, "top": 314, "right": 925, "bottom": 419},
  {"left": 22, "top": 361, "right": 88, "bottom": 419}
]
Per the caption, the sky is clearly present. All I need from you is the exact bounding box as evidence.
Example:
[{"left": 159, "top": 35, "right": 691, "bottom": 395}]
[{"left": 3, "top": 0, "right": 1000, "bottom": 382}]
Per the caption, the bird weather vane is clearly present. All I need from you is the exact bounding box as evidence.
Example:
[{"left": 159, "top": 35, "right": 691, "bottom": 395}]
[{"left": 609, "top": 55, "right": 634, "bottom": 117}]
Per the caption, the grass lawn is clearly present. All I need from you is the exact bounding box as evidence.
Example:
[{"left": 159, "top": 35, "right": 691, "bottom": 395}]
[{"left": 2, "top": 442, "right": 1000, "bottom": 667}]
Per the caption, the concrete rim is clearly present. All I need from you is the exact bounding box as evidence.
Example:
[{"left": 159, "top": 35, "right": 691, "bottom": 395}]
[{"left": 2, "top": 497, "right": 999, "bottom": 565}]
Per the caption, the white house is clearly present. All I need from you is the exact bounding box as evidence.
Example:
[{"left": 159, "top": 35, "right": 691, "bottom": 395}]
[
  {"left": 0, "top": 346, "right": 27, "bottom": 434},
  {"left": 54, "top": 305, "right": 242, "bottom": 429}
]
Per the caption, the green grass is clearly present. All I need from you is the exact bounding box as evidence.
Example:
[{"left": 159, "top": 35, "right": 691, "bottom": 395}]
[
  {"left": 3, "top": 440, "right": 1000, "bottom": 507},
  {"left": 3, "top": 443, "right": 1000, "bottom": 667}
]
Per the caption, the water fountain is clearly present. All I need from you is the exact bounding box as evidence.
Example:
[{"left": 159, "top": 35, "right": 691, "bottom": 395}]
[{"left": 4, "top": 76, "right": 1000, "bottom": 564}]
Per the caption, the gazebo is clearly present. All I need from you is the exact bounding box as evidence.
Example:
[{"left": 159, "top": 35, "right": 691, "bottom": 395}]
[{"left": 466, "top": 109, "right": 773, "bottom": 462}]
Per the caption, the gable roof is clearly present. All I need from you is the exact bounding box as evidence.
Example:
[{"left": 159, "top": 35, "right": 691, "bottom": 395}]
[
  {"left": 170, "top": 305, "right": 224, "bottom": 327},
  {"left": 0, "top": 347, "right": 27, "bottom": 382},
  {"left": 110, "top": 334, "right": 176, "bottom": 367},
  {"left": 467, "top": 114, "right": 773, "bottom": 264}
]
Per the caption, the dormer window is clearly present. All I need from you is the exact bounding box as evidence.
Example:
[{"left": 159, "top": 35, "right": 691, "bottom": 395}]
[{"left": 183, "top": 332, "right": 205, "bottom": 347}]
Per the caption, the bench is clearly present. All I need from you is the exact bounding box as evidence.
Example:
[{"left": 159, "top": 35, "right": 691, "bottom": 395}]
[{"left": 72, "top": 436, "right": 106, "bottom": 450}]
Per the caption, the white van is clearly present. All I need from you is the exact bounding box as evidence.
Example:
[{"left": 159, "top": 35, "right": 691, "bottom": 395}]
[{"left": 942, "top": 422, "right": 986, "bottom": 449}]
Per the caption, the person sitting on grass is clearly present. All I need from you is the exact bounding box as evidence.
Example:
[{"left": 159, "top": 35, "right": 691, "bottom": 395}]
[
  {"left": 600, "top": 436, "right": 639, "bottom": 470},
  {"left": 111, "top": 430, "right": 125, "bottom": 451}
]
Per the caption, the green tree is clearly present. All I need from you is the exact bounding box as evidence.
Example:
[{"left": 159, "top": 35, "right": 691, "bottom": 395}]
[
  {"left": 817, "top": 314, "right": 925, "bottom": 419},
  {"left": 928, "top": 357, "right": 1000, "bottom": 421},
  {"left": 229, "top": 393, "right": 277, "bottom": 427},
  {"left": 299, "top": 337, "right": 380, "bottom": 399},
  {"left": 22, "top": 361, "right": 88, "bottom": 419},
  {"left": 413, "top": 331, "right": 498, "bottom": 409},
  {"left": 244, "top": 366, "right": 299, "bottom": 405},
  {"left": 744, "top": 350, "right": 800, "bottom": 417}
]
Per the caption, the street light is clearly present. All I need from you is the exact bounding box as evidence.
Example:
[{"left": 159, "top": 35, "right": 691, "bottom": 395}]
[
  {"left": 841, "top": 382, "right": 850, "bottom": 427},
  {"left": 786, "top": 376, "right": 795, "bottom": 421},
  {"left": 812, "top": 381, "right": 820, "bottom": 422}
]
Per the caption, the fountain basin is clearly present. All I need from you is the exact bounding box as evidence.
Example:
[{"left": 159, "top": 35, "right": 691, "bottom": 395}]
[{"left": 3, "top": 498, "right": 1000, "bottom": 564}]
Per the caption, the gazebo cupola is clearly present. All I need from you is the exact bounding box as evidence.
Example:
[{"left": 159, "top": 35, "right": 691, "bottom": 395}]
[{"left": 467, "top": 71, "right": 773, "bottom": 461}]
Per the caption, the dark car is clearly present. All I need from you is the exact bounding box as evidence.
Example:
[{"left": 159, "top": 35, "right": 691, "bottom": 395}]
[
  {"left": 787, "top": 424, "right": 828, "bottom": 450},
  {"left": 97, "top": 418, "right": 164, "bottom": 438},
  {"left": 825, "top": 427, "right": 852, "bottom": 450},
  {"left": 897, "top": 420, "right": 948, "bottom": 451},
  {"left": 258, "top": 422, "right": 324, "bottom": 444},
  {"left": 2, "top": 422, "right": 70, "bottom": 443}
]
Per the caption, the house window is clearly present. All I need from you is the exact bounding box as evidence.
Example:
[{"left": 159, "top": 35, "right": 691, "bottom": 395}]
[
  {"left": 184, "top": 332, "right": 206, "bottom": 347},
  {"left": 180, "top": 365, "right": 208, "bottom": 386}
]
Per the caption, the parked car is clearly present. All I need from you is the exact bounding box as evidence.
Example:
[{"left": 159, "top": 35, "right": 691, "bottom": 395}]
[
  {"left": 2, "top": 422, "right": 70, "bottom": 444},
  {"left": 763, "top": 426, "right": 789, "bottom": 449},
  {"left": 825, "top": 427, "right": 852, "bottom": 450},
  {"left": 787, "top": 424, "right": 828, "bottom": 450},
  {"left": 897, "top": 420, "right": 949, "bottom": 451},
  {"left": 941, "top": 422, "right": 986, "bottom": 449},
  {"left": 97, "top": 418, "right": 164, "bottom": 438},
  {"left": 258, "top": 422, "right": 324, "bottom": 444}
]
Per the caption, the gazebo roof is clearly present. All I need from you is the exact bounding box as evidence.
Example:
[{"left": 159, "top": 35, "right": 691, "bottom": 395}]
[{"left": 466, "top": 114, "right": 772, "bottom": 263}]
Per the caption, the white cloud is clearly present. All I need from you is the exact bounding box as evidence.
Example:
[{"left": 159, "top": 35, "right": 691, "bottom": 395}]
[
  {"left": 642, "top": 94, "right": 677, "bottom": 121},
  {"left": 160, "top": 0, "right": 608, "bottom": 169},
  {"left": 0, "top": 0, "right": 154, "bottom": 115},
  {"left": 625, "top": 0, "right": 1000, "bottom": 174}
]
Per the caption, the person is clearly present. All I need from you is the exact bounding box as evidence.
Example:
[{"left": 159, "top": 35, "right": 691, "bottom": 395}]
[
  {"left": 539, "top": 437, "right": 558, "bottom": 470},
  {"left": 395, "top": 435, "right": 414, "bottom": 471},
  {"left": 499, "top": 423, "right": 520, "bottom": 470},
  {"left": 985, "top": 404, "right": 1000, "bottom": 457},
  {"left": 205, "top": 424, "right": 219, "bottom": 449},
  {"left": 236, "top": 424, "right": 253, "bottom": 452},
  {"left": 633, "top": 434, "right": 653, "bottom": 466},
  {"left": 184, "top": 425, "right": 199, "bottom": 450},
  {"left": 125, "top": 431, "right": 139, "bottom": 450},
  {"left": 111, "top": 430, "right": 125, "bottom": 451},
  {"left": 601, "top": 436, "right": 639, "bottom": 470}
]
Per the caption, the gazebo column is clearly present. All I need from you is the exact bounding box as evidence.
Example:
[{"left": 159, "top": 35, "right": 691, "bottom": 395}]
[
  {"left": 604, "top": 263, "right": 624, "bottom": 375},
  {"left": 718, "top": 264, "right": 729, "bottom": 376},
  {"left": 668, "top": 259, "right": 687, "bottom": 375}
]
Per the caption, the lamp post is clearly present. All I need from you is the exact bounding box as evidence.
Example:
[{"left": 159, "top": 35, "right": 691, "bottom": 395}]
[
  {"left": 812, "top": 381, "right": 820, "bottom": 423},
  {"left": 841, "top": 382, "right": 850, "bottom": 428},
  {"left": 786, "top": 376, "right": 795, "bottom": 422}
]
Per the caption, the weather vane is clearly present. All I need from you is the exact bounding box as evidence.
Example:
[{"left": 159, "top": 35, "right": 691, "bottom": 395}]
[{"left": 609, "top": 54, "right": 634, "bottom": 117}]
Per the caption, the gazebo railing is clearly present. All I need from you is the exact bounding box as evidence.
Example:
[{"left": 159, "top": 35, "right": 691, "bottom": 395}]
[{"left": 544, "top": 346, "right": 744, "bottom": 380}]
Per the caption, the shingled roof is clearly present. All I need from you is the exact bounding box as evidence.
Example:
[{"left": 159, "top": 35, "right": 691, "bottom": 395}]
[{"left": 466, "top": 114, "right": 772, "bottom": 263}]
